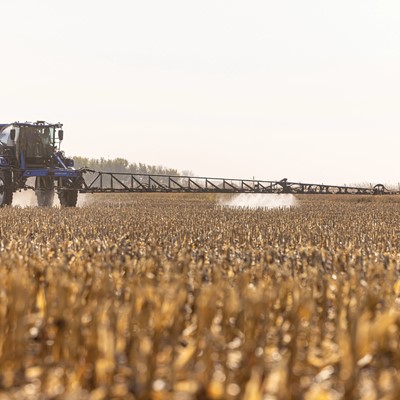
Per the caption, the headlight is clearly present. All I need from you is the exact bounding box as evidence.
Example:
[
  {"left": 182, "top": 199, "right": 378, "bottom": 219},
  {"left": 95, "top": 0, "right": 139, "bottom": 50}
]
[{"left": 0, "top": 157, "right": 8, "bottom": 166}]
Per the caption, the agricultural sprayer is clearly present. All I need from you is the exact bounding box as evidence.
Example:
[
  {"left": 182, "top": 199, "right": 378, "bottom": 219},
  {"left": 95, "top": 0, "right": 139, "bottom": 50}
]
[{"left": 0, "top": 121, "right": 397, "bottom": 207}]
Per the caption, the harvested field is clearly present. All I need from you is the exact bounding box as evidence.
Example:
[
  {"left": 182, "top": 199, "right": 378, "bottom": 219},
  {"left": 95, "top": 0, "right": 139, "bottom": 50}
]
[{"left": 1, "top": 194, "right": 400, "bottom": 399}]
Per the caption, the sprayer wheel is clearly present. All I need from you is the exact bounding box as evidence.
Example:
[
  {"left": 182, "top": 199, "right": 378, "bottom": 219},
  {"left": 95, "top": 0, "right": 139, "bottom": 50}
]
[
  {"left": 58, "top": 190, "right": 78, "bottom": 207},
  {"left": 35, "top": 177, "right": 55, "bottom": 207},
  {"left": 36, "top": 190, "right": 55, "bottom": 207},
  {"left": 0, "top": 171, "right": 13, "bottom": 207}
]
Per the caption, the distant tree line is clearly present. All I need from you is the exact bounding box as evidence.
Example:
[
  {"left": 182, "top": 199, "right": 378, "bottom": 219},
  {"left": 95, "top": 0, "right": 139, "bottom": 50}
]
[{"left": 72, "top": 156, "right": 180, "bottom": 176}]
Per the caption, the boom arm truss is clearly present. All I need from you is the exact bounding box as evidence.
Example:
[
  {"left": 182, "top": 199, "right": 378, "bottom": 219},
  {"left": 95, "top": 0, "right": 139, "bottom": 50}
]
[{"left": 78, "top": 170, "right": 398, "bottom": 195}]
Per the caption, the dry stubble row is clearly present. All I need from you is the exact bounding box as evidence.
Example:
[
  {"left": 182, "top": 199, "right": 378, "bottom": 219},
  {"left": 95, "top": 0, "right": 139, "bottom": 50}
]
[{"left": 0, "top": 194, "right": 400, "bottom": 399}]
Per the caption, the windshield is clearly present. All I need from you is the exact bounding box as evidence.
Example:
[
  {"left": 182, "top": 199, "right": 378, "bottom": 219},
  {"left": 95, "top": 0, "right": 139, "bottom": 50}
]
[
  {"left": 17, "top": 125, "right": 57, "bottom": 160},
  {"left": 36, "top": 126, "right": 55, "bottom": 146}
]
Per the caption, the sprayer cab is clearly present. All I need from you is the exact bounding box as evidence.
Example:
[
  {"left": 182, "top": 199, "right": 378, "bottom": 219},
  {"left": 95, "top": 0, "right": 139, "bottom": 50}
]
[
  {"left": 0, "top": 121, "right": 81, "bottom": 207},
  {"left": 0, "top": 121, "right": 65, "bottom": 166}
]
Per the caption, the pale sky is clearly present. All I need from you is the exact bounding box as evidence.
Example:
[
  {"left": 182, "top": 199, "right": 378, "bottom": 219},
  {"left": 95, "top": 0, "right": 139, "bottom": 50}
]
[{"left": 1, "top": 1, "right": 400, "bottom": 185}]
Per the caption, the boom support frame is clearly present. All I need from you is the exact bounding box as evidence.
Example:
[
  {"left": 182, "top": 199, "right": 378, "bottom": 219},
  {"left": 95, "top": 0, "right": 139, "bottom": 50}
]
[{"left": 78, "top": 170, "right": 398, "bottom": 195}]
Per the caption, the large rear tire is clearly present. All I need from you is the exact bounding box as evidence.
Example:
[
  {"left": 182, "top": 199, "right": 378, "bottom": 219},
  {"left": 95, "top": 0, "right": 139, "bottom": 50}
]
[
  {"left": 35, "top": 177, "right": 55, "bottom": 207},
  {"left": 58, "top": 190, "right": 78, "bottom": 207},
  {"left": 0, "top": 171, "right": 13, "bottom": 207}
]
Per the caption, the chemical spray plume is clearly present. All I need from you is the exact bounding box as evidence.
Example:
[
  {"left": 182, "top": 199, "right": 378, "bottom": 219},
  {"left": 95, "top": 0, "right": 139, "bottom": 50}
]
[
  {"left": 12, "top": 191, "right": 37, "bottom": 207},
  {"left": 218, "top": 194, "right": 297, "bottom": 210},
  {"left": 12, "top": 191, "right": 93, "bottom": 208}
]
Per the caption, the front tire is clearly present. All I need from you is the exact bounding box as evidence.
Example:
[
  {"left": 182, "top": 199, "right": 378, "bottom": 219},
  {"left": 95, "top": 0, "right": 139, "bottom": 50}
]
[
  {"left": 35, "top": 177, "right": 55, "bottom": 207},
  {"left": 0, "top": 171, "right": 13, "bottom": 207}
]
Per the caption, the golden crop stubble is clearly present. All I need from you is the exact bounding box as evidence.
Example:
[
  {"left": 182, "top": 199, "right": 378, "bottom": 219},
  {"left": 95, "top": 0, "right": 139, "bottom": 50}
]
[{"left": 0, "top": 195, "right": 399, "bottom": 399}]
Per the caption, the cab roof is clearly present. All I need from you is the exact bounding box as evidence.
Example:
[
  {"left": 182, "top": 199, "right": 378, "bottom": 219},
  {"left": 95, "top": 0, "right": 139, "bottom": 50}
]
[{"left": 10, "top": 121, "right": 63, "bottom": 129}]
